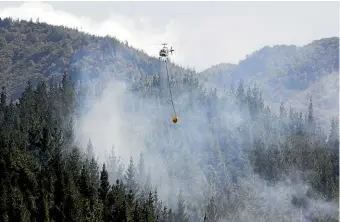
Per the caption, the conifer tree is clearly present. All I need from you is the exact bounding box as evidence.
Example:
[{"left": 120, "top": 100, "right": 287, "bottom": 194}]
[
  {"left": 99, "top": 164, "right": 110, "bottom": 201},
  {"left": 124, "top": 157, "right": 139, "bottom": 196},
  {"left": 174, "top": 191, "right": 189, "bottom": 222}
]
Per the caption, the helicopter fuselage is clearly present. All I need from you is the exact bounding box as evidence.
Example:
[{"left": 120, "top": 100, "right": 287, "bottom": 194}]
[{"left": 159, "top": 48, "right": 168, "bottom": 58}]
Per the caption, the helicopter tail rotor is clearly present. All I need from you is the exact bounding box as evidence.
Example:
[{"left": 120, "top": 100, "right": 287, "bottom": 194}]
[{"left": 170, "top": 46, "right": 175, "bottom": 54}]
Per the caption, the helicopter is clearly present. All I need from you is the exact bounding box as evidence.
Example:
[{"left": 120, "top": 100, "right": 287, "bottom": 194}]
[
  {"left": 157, "top": 43, "right": 178, "bottom": 123},
  {"left": 159, "top": 43, "right": 175, "bottom": 60}
]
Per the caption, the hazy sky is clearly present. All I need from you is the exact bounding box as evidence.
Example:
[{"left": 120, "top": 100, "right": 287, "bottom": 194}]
[{"left": 0, "top": 1, "right": 338, "bottom": 71}]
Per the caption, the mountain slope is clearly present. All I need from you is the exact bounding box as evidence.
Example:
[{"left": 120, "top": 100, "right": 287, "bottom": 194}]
[
  {"left": 0, "top": 17, "right": 194, "bottom": 100},
  {"left": 199, "top": 63, "right": 236, "bottom": 88},
  {"left": 229, "top": 37, "right": 338, "bottom": 89},
  {"left": 200, "top": 37, "right": 339, "bottom": 125}
]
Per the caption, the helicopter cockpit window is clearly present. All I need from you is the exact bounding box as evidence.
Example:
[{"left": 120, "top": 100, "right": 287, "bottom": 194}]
[{"left": 159, "top": 49, "right": 167, "bottom": 56}]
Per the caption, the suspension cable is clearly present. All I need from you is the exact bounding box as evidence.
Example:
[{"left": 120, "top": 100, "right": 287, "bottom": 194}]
[{"left": 165, "top": 59, "right": 176, "bottom": 116}]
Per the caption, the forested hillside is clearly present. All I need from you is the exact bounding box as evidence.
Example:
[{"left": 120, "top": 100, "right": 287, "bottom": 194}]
[
  {"left": 0, "top": 74, "right": 189, "bottom": 222},
  {"left": 0, "top": 17, "right": 192, "bottom": 100},
  {"left": 200, "top": 37, "right": 339, "bottom": 127},
  {"left": 0, "top": 17, "right": 339, "bottom": 222},
  {"left": 230, "top": 37, "right": 338, "bottom": 90},
  {"left": 202, "top": 37, "right": 339, "bottom": 91}
]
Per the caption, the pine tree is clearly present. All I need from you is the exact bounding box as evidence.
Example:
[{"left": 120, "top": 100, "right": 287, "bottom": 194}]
[
  {"left": 63, "top": 174, "right": 82, "bottom": 222},
  {"left": 174, "top": 191, "right": 189, "bottom": 222},
  {"left": 205, "top": 197, "right": 218, "bottom": 222},
  {"left": 167, "top": 209, "right": 175, "bottom": 222},
  {"left": 144, "top": 168, "right": 152, "bottom": 194},
  {"left": 308, "top": 96, "right": 314, "bottom": 124},
  {"left": 51, "top": 152, "right": 67, "bottom": 222},
  {"left": 144, "top": 191, "right": 156, "bottom": 222},
  {"left": 328, "top": 119, "right": 339, "bottom": 149},
  {"left": 307, "top": 96, "right": 315, "bottom": 135},
  {"left": 0, "top": 87, "right": 6, "bottom": 111},
  {"left": 88, "top": 157, "right": 100, "bottom": 191},
  {"left": 67, "top": 148, "right": 83, "bottom": 179},
  {"left": 99, "top": 164, "right": 110, "bottom": 201},
  {"left": 132, "top": 200, "right": 142, "bottom": 222},
  {"left": 279, "top": 101, "right": 285, "bottom": 119},
  {"left": 138, "top": 152, "right": 146, "bottom": 186},
  {"left": 86, "top": 139, "right": 95, "bottom": 160},
  {"left": 235, "top": 79, "right": 245, "bottom": 108},
  {"left": 107, "top": 145, "right": 124, "bottom": 182},
  {"left": 203, "top": 213, "right": 208, "bottom": 222},
  {"left": 124, "top": 157, "right": 139, "bottom": 196},
  {"left": 79, "top": 164, "right": 91, "bottom": 198},
  {"left": 159, "top": 206, "right": 168, "bottom": 222},
  {"left": 107, "top": 145, "right": 119, "bottom": 182}
]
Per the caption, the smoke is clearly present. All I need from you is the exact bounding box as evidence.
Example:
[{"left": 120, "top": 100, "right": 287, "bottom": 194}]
[
  {"left": 219, "top": 174, "right": 339, "bottom": 222},
  {"left": 74, "top": 75, "right": 213, "bottom": 208},
  {"left": 73, "top": 59, "right": 338, "bottom": 221},
  {"left": 76, "top": 81, "right": 142, "bottom": 163}
]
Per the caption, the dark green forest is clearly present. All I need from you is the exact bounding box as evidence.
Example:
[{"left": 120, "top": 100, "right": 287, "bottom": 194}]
[
  {"left": 0, "top": 73, "right": 194, "bottom": 222},
  {"left": 0, "top": 17, "right": 339, "bottom": 222}
]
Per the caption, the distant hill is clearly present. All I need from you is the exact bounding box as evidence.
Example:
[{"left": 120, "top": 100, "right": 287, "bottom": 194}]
[
  {"left": 199, "top": 63, "right": 236, "bottom": 88},
  {"left": 200, "top": 37, "right": 339, "bottom": 125}
]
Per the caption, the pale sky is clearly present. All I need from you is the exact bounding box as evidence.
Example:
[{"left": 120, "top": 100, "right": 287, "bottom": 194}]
[{"left": 0, "top": 1, "right": 338, "bottom": 71}]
